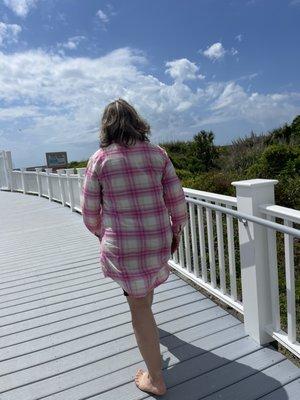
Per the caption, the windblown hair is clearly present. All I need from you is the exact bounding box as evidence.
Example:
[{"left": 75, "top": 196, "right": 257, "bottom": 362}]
[{"left": 100, "top": 98, "right": 151, "bottom": 148}]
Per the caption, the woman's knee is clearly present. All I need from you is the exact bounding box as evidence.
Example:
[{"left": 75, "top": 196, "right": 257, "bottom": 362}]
[{"left": 128, "top": 291, "right": 153, "bottom": 313}]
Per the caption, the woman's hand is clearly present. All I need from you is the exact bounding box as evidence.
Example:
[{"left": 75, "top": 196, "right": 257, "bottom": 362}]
[{"left": 171, "top": 234, "right": 180, "bottom": 254}]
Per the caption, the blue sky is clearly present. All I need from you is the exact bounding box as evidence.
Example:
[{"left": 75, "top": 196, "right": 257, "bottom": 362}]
[{"left": 0, "top": 0, "right": 299, "bottom": 168}]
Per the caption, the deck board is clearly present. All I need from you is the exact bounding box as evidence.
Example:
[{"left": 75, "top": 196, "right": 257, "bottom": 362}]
[{"left": 0, "top": 190, "right": 299, "bottom": 400}]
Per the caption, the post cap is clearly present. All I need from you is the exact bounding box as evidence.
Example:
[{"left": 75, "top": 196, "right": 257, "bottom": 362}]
[{"left": 231, "top": 178, "right": 278, "bottom": 188}]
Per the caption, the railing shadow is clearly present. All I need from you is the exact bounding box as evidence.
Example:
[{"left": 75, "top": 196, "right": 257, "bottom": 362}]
[{"left": 146, "top": 327, "right": 292, "bottom": 400}]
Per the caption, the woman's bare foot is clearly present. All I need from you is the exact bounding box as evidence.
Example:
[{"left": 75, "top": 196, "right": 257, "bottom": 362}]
[{"left": 135, "top": 368, "right": 167, "bottom": 396}]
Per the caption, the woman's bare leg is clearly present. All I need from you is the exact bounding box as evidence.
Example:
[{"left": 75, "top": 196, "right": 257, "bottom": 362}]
[
  {"left": 126, "top": 289, "right": 166, "bottom": 395},
  {"left": 148, "top": 289, "right": 154, "bottom": 307}
]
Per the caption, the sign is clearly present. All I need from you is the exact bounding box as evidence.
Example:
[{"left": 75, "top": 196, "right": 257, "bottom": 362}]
[{"left": 46, "top": 152, "right": 68, "bottom": 168}]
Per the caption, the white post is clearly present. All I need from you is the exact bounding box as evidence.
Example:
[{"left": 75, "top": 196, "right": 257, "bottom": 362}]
[
  {"left": 45, "top": 168, "right": 53, "bottom": 201},
  {"left": 65, "top": 168, "right": 75, "bottom": 211},
  {"left": 35, "top": 168, "right": 42, "bottom": 196},
  {"left": 231, "top": 178, "right": 278, "bottom": 345},
  {"left": 20, "top": 167, "right": 26, "bottom": 194},
  {"left": 5, "top": 151, "right": 13, "bottom": 191},
  {"left": 5, "top": 151, "right": 13, "bottom": 170},
  {"left": 0, "top": 150, "right": 7, "bottom": 189},
  {"left": 57, "top": 169, "right": 66, "bottom": 206},
  {"left": 0, "top": 150, "right": 7, "bottom": 188}
]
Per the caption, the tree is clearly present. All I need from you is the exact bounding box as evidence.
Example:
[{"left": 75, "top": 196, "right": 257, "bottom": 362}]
[
  {"left": 291, "top": 115, "right": 300, "bottom": 141},
  {"left": 191, "top": 130, "right": 219, "bottom": 172}
]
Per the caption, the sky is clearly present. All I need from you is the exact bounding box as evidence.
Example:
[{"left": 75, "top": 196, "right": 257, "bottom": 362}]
[{"left": 0, "top": 0, "right": 300, "bottom": 168}]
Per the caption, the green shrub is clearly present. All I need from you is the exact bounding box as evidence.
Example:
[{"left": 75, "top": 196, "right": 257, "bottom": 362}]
[
  {"left": 68, "top": 160, "right": 88, "bottom": 169},
  {"left": 182, "top": 171, "right": 237, "bottom": 196},
  {"left": 246, "top": 144, "right": 300, "bottom": 179},
  {"left": 176, "top": 169, "right": 194, "bottom": 180}
]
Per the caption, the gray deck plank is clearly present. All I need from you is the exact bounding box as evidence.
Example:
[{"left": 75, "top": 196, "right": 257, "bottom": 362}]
[
  {"left": 200, "top": 359, "right": 300, "bottom": 400},
  {"left": 259, "top": 379, "right": 300, "bottom": 400},
  {"left": 0, "top": 191, "right": 299, "bottom": 400},
  {"left": 1, "top": 325, "right": 249, "bottom": 400}
]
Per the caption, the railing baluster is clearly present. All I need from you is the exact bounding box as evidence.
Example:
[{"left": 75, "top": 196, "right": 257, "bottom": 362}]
[
  {"left": 172, "top": 247, "right": 179, "bottom": 264},
  {"left": 4, "top": 151, "right": 12, "bottom": 190},
  {"left": 45, "top": 168, "right": 53, "bottom": 201},
  {"left": 35, "top": 168, "right": 42, "bottom": 197},
  {"left": 183, "top": 212, "right": 192, "bottom": 273},
  {"left": 284, "top": 218, "right": 296, "bottom": 343},
  {"left": 77, "top": 168, "right": 86, "bottom": 208},
  {"left": 41, "top": 171, "right": 48, "bottom": 197},
  {"left": 197, "top": 204, "right": 207, "bottom": 282},
  {"left": 10, "top": 170, "right": 16, "bottom": 191},
  {"left": 266, "top": 214, "right": 281, "bottom": 332},
  {"left": 178, "top": 232, "right": 185, "bottom": 268},
  {"left": 189, "top": 201, "right": 199, "bottom": 277},
  {"left": 216, "top": 202, "right": 226, "bottom": 294},
  {"left": 57, "top": 169, "right": 66, "bottom": 206},
  {"left": 206, "top": 201, "right": 216, "bottom": 287},
  {"left": 20, "top": 167, "right": 26, "bottom": 194},
  {"left": 226, "top": 205, "right": 237, "bottom": 301},
  {"left": 65, "top": 168, "right": 75, "bottom": 211}
]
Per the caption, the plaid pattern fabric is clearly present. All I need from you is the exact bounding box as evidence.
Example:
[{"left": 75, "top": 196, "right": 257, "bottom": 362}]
[{"left": 81, "top": 140, "right": 188, "bottom": 298}]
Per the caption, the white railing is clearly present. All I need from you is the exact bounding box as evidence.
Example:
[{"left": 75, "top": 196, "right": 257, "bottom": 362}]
[
  {"left": 0, "top": 149, "right": 299, "bottom": 359},
  {"left": 0, "top": 150, "right": 12, "bottom": 190},
  {"left": 175, "top": 191, "right": 300, "bottom": 358}
]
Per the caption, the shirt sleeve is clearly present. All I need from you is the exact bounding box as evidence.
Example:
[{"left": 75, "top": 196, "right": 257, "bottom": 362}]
[
  {"left": 160, "top": 148, "right": 188, "bottom": 236},
  {"left": 81, "top": 155, "right": 103, "bottom": 238}
]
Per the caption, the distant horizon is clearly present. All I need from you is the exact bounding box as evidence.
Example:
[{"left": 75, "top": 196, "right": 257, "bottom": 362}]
[
  {"left": 9, "top": 112, "right": 298, "bottom": 170},
  {"left": 0, "top": 0, "right": 299, "bottom": 168}
]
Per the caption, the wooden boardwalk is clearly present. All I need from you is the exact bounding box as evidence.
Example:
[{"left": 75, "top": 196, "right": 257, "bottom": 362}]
[{"left": 0, "top": 190, "right": 299, "bottom": 400}]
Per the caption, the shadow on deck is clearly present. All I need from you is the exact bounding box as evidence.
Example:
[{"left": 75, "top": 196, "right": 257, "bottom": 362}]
[{"left": 0, "top": 191, "right": 299, "bottom": 400}]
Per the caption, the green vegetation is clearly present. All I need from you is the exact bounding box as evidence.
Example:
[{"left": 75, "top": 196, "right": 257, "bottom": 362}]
[
  {"left": 158, "top": 115, "right": 300, "bottom": 209},
  {"left": 68, "top": 160, "right": 88, "bottom": 169}
]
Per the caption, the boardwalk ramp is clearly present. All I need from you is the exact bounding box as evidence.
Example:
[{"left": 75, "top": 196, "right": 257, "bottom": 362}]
[{"left": 0, "top": 191, "right": 299, "bottom": 399}]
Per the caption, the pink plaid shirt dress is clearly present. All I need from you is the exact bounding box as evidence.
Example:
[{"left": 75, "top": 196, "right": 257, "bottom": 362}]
[{"left": 80, "top": 140, "right": 188, "bottom": 298}]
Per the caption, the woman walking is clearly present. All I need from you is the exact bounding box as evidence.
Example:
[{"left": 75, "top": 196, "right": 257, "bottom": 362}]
[{"left": 81, "top": 98, "right": 188, "bottom": 396}]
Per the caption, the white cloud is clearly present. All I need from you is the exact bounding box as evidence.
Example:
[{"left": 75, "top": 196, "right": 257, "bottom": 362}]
[
  {"left": 3, "top": 0, "right": 38, "bottom": 18},
  {"left": 0, "top": 47, "right": 299, "bottom": 167},
  {"left": 210, "top": 82, "right": 248, "bottom": 110},
  {"left": 208, "top": 81, "right": 300, "bottom": 123},
  {"left": 0, "top": 21, "right": 21, "bottom": 46},
  {"left": 96, "top": 6, "right": 116, "bottom": 30},
  {"left": 290, "top": 0, "right": 300, "bottom": 5},
  {"left": 201, "top": 42, "right": 239, "bottom": 61},
  {"left": 165, "top": 58, "right": 205, "bottom": 82},
  {"left": 235, "top": 34, "right": 243, "bottom": 42},
  {"left": 0, "top": 105, "right": 40, "bottom": 119},
  {"left": 235, "top": 72, "right": 259, "bottom": 82},
  {"left": 203, "top": 42, "right": 226, "bottom": 61},
  {"left": 96, "top": 9, "right": 109, "bottom": 24},
  {"left": 58, "top": 36, "right": 86, "bottom": 50}
]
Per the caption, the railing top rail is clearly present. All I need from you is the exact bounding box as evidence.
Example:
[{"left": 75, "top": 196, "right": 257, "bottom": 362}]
[
  {"left": 22, "top": 170, "right": 41, "bottom": 174},
  {"left": 259, "top": 203, "right": 300, "bottom": 224},
  {"left": 186, "top": 196, "right": 300, "bottom": 238},
  {"left": 183, "top": 187, "right": 237, "bottom": 206}
]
